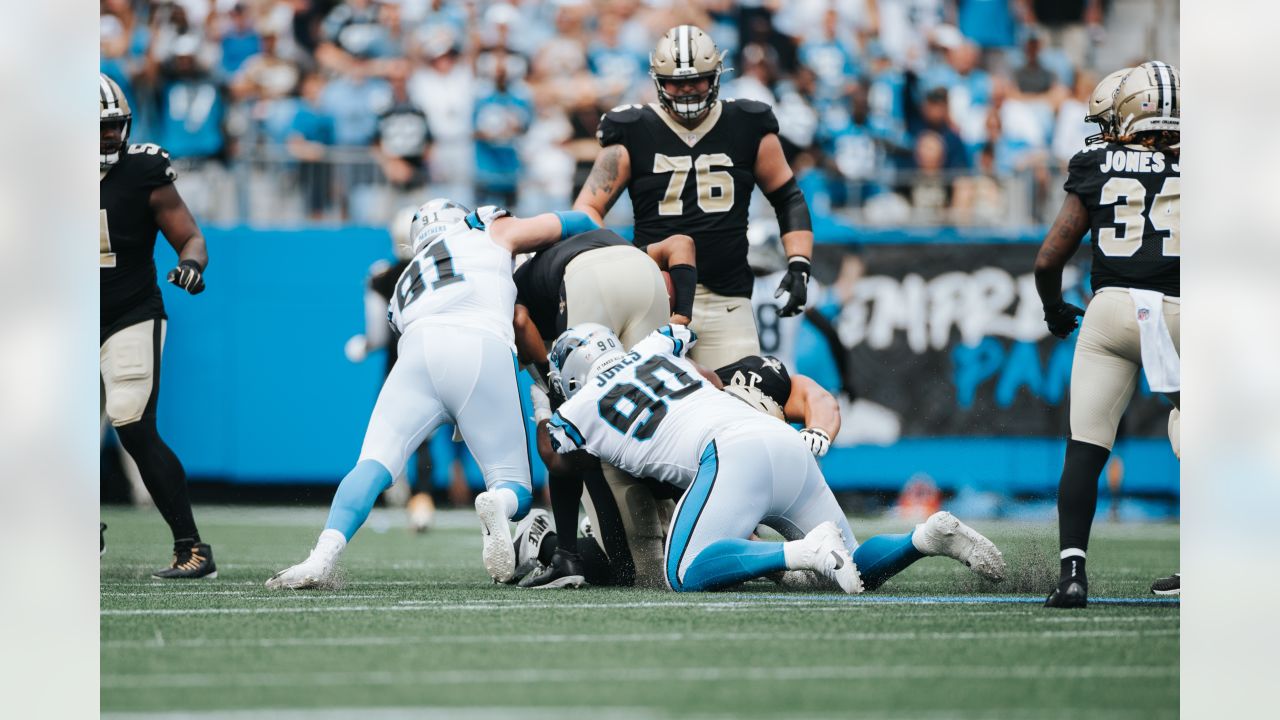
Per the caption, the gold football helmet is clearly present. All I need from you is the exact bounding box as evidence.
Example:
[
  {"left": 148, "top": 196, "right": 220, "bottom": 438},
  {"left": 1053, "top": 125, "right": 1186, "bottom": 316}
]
[
  {"left": 99, "top": 73, "right": 132, "bottom": 169},
  {"left": 1084, "top": 67, "right": 1131, "bottom": 145},
  {"left": 1113, "top": 61, "right": 1180, "bottom": 139},
  {"left": 650, "top": 25, "right": 727, "bottom": 122}
]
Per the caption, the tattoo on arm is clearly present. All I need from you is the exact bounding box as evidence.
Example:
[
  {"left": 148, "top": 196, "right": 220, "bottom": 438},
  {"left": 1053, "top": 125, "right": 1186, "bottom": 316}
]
[{"left": 584, "top": 146, "right": 624, "bottom": 213}]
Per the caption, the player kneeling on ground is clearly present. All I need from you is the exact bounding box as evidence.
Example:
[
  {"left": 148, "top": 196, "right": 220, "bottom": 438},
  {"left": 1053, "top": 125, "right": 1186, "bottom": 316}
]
[{"left": 267, "top": 201, "right": 599, "bottom": 589}]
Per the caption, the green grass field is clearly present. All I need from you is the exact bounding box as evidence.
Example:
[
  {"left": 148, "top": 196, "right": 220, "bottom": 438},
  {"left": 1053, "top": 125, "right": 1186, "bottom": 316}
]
[{"left": 101, "top": 505, "right": 1178, "bottom": 719}]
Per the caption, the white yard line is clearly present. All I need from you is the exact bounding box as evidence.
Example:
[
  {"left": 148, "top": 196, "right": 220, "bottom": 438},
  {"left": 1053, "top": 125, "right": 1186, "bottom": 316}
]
[{"left": 102, "top": 627, "right": 1178, "bottom": 651}]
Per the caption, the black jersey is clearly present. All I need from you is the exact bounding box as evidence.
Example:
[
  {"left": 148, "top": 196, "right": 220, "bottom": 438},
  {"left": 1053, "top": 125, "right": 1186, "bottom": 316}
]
[
  {"left": 367, "top": 258, "right": 411, "bottom": 372},
  {"left": 599, "top": 100, "right": 779, "bottom": 298},
  {"left": 715, "top": 354, "right": 792, "bottom": 409},
  {"left": 513, "top": 228, "right": 631, "bottom": 339},
  {"left": 1064, "top": 143, "right": 1180, "bottom": 296},
  {"left": 100, "top": 143, "right": 179, "bottom": 343}
]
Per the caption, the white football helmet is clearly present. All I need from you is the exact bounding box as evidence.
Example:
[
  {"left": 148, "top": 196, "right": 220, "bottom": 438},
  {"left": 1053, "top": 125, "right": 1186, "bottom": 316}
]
[
  {"left": 721, "top": 383, "right": 785, "bottom": 420},
  {"left": 1113, "top": 60, "right": 1180, "bottom": 138},
  {"left": 548, "top": 323, "right": 625, "bottom": 399},
  {"left": 409, "top": 198, "right": 472, "bottom": 255}
]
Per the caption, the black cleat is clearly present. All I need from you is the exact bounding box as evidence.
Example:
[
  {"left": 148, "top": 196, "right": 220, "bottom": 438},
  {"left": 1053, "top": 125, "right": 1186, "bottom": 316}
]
[
  {"left": 152, "top": 542, "right": 218, "bottom": 580},
  {"left": 100, "top": 523, "right": 107, "bottom": 557},
  {"left": 518, "top": 548, "right": 586, "bottom": 589},
  {"left": 1045, "top": 579, "right": 1088, "bottom": 608},
  {"left": 1150, "top": 572, "right": 1180, "bottom": 595}
]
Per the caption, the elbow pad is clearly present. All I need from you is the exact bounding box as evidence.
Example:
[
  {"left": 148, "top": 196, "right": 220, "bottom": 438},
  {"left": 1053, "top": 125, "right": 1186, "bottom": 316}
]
[
  {"left": 666, "top": 264, "right": 697, "bottom": 318},
  {"left": 765, "top": 177, "right": 812, "bottom": 235}
]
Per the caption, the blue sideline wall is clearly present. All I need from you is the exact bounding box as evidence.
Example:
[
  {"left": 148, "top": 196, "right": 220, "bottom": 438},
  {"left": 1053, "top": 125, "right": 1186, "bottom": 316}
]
[{"left": 149, "top": 225, "right": 1178, "bottom": 496}]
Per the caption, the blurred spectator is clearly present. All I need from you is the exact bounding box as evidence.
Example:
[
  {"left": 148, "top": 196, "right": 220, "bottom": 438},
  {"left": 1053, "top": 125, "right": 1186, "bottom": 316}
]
[
  {"left": 146, "top": 2, "right": 219, "bottom": 88},
  {"left": 157, "top": 34, "right": 226, "bottom": 160},
  {"left": 911, "top": 87, "right": 970, "bottom": 171},
  {"left": 797, "top": 7, "right": 861, "bottom": 103},
  {"left": 473, "top": 64, "right": 533, "bottom": 208},
  {"left": 316, "top": 0, "right": 400, "bottom": 75},
  {"left": 1024, "top": 0, "right": 1103, "bottom": 70},
  {"left": 727, "top": 43, "right": 778, "bottom": 105},
  {"left": 518, "top": 85, "right": 575, "bottom": 214},
  {"left": 587, "top": 9, "right": 648, "bottom": 104},
  {"left": 876, "top": 0, "right": 947, "bottom": 72},
  {"left": 214, "top": 3, "right": 261, "bottom": 79},
  {"left": 231, "top": 22, "right": 302, "bottom": 106},
  {"left": 864, "top": 41, "right": 912, "bottom": 159},
  {"left": 924, "top": 40, "right": 994, "bottom": 156},
  {"left": 373, "top": 60, "right": 432, "bottom": 194},
  {"left": 1051, "top": 69, "right": 1097, "bottom": 167},
  {"left": 824, "top": 83, "right": 884, "bottom": 204},
  {"left": 409, "top": 28, "right": 474, "bottom": 204},
  {"left": 287, "top": 73, "right": 337, "bottom": 220},
  {"left": 1011, "top": 32, "right": 1060, "bottom": 100},
  {"left": 774, "top": 67, "right": 820, "bottom": 160},
  {"left": 952, "top": 141, "right": 1008, "bottom": 225},
  {"left": 956, "top": 0, "right": 1019, "bottom": 53},
  {"left": 476, "top": 4, "right": 530, "bottom": 87},
  {"left": 907, "top": 131, "right": 953, "bottom": 223}
]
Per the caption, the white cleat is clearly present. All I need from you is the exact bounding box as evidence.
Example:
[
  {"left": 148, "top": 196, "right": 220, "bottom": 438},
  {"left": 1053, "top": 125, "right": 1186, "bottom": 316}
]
[
  {"left": 797, "top": 521, "right": 863, "bottom": 594},
  {"left": 913, "top": 511, "right": 1006, "bottom": 582},
  {"left": 475, "top": 491, "right": 516, "bottom": 583},
  {"left": 265, "top": 530, "right": 345, "bottom": 590}
]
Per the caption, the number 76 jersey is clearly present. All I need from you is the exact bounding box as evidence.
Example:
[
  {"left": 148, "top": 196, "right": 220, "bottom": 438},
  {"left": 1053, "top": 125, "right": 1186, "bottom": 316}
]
[
  {"left": 1065, "top": 142, "right": 1180, "bottom": 296},
  {"left": 387, "top": 225, "right": 517, "bottom": 346},
  {"left": 547, "top": 325, "right": 784, "bottom": 489}
]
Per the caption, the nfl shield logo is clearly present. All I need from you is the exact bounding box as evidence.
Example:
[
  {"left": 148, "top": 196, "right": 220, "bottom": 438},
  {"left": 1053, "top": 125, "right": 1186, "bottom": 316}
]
[{"left": 1137, "top": 308, "right": 1150, "bottom": 321}]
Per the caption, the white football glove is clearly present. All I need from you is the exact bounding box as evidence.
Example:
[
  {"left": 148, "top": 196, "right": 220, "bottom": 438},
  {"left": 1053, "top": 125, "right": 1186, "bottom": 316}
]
[
  {"left": 530, "top": 383, "right": 552, "bottom": 423},
  {"left": 344, "top": 335, "right": 368, "bottom": 363},
  {"left": 799, "top": 427, "right": 831, "bottom": 458},
  {"left": 474, "top": 205, "right": 510, "bottom": 226}
]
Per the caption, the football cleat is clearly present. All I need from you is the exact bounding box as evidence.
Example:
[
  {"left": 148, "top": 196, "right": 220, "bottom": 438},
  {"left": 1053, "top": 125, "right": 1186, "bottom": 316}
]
[
  {"left": 407, "top": 492, "right": 436, "bottom": 534},
  {"left": 152, "top": 542, "right": 217, "bottom": 580},
  {"left": 912, "top": 511, "right": 1006, "bottom": 582},
  {"left": 518, "top": 548, "right": 586, "bottom": 589},
  {"left": 475, "top": 491, "right": 517, "bottom": 583},
  {"left": 100, "top": 522, "right": 107, "bottom": 557},
  {"left": 1045, "top": 578, "right": 1088, "bottom": 609},
  {"left": 266, "top": 530, "right": 344, "bottom": 590},
  {"left": 511, "top": 509, "right": 553, "bottom": 583},
  {"left": 1150, "top": 572, "right": 1180, "bottom": 596},
  {"left": 794, "top": 521, "right": 862, "bottom": 594}
]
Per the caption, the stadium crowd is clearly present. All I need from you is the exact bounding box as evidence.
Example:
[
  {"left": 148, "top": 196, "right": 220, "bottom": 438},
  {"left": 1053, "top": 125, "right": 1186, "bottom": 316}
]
[{"left": 100, "top": 0, "right": 1146, "bottom": 226}]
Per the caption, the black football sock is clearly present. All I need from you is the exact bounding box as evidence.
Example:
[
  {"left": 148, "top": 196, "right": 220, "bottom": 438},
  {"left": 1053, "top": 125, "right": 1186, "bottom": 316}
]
[
  {"left": 538, "top": 532, "right": 559, "bottom": 566},
  {"left": 115, "top": 418, "right": 200, "bottom": 545},
  {"left": 1057, "top": 439, "right": 1111, "bottom": 582},
  {"left": 548, "top": 468, "right": 581, "bottom": 554}
]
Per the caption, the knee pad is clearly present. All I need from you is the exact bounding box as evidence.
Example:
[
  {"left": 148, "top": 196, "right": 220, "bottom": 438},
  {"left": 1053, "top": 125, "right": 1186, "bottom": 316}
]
[
  {"left": 102, "top": 332, "right": 154, "bottom": 426},
  {"left": 105, "top": 386, "right": 151, "bottom": 426}
]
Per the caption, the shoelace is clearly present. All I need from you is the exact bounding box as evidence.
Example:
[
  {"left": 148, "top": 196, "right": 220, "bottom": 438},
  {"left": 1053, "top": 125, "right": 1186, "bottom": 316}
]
[{"left": 172, "top": 549, "right": 205, "bottom": 571}]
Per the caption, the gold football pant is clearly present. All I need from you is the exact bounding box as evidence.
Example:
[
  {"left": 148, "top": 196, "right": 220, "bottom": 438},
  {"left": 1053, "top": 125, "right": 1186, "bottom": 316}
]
[{"left": 687, "top": 285, "right": 761, "bottom": 371}]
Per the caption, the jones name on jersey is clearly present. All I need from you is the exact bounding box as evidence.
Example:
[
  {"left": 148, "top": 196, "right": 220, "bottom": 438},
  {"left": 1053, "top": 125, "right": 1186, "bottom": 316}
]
[
  {"left": 100, "top": 143, "right": 180, "bottom": 342},
  {"left": 546, "top": 325, "right": 789, "bottom": 488},
  {"left": 598, "top": 100, "right": 779, "bottom": 298},
  {"left": 1064, "top": 142, "right": 1180, "bottom": 296}
]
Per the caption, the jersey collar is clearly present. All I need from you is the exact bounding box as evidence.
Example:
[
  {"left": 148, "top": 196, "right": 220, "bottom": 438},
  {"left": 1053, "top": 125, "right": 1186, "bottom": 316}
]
[{"left": 649, "top": 101, "right": 723, "bottom": 148}]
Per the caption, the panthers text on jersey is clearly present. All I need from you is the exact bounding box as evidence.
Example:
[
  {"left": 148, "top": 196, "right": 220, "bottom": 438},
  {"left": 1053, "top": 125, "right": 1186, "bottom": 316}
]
[
  {"left": 385, "top": 220, "right": 517, "bottom": 346},
  {"left": 100, "top": 143, "right": 179, "bottom": 343},
  {"left": 598, "top": 100, "right": 780, "bottom": 298},
  {"left": 546, "top": 326, "right": 791, "bottom": 489},
  {"left": 1064, "top": 142, "right": 1180, "bottom": 296}
]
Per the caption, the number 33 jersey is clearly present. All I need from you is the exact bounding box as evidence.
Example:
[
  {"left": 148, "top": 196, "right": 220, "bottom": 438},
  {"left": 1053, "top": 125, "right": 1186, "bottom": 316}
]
[
  {"left": 386, "top": 225, "right": 517, "bottom": 346},
  {"left": 547, "top": 325, "right": 788, "bottom": 489},
  {"left": 1064, "top": 142, "right": 1180, "bottom": 296}
]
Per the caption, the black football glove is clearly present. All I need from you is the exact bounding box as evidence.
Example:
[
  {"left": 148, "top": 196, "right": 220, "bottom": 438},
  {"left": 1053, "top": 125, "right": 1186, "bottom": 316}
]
[
  {"left": 774, "top": 257, "right": 811, "bottom": 317},
  {"left": 1043, "top": 300, "right": 1085, "bottom": 338},
  {"left": 167, "top": 259, "right": 205, "bottom": 295}
]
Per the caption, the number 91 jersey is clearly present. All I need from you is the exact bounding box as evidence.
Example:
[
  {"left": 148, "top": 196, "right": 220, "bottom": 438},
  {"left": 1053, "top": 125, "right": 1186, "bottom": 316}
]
[
  {"left": 546, "top": 325, "right": 785, "bottom": 489},
  {"left": 1064, "top": 142, "right": 1180, "bottom": 296},
  {"left": 386, "top": 226, "right": 517, "bottom": 346}
]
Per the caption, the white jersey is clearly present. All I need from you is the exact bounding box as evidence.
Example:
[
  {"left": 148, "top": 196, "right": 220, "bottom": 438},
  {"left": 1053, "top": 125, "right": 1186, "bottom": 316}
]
[
  {"left": 387, "top": 227, "right": 517, "bottom": 346},
  {"left": 751, "top": 272, "right": 801, "bottom": 371},
  {"left": 547, "top": 326, "right": 790, "bottom": 489}
]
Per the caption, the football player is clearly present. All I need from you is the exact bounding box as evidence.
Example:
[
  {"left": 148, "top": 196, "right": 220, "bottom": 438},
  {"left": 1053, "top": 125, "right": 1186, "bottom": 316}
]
[
  {"left": 99, "top": 73, "right": 216, "bottom": 579},
  {"left": 266, "top": 202, "right": 599, "bottom": 588},
  {"left": 530, "top": 324, "right": 1006, "bottom": 592},
  {"left": 511, "top": 228, "right": 696, "bottom": 589},
  {"left": 572, "top": 25, "right": 815, "bottom": 371},
  {"left": 1034, "top": 62, "right": 1181, "bottom": 608}
]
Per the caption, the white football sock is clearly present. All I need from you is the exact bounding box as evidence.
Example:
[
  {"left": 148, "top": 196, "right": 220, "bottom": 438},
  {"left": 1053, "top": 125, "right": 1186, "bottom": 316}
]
[
  {"left": 493, "top": 487, "right": 520, "bottom": 519},
  {"left": 316, "top": 528, "right": 348, "bottom": 558},
  {"left": 782, "top": 540, "right": 807, "bottom": 570}
]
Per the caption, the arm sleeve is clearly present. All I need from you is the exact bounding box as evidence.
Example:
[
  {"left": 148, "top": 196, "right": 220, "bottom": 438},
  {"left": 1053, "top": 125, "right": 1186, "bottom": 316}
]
[{"left": 546, "top": 411, "right": 585, "bottom": 454}]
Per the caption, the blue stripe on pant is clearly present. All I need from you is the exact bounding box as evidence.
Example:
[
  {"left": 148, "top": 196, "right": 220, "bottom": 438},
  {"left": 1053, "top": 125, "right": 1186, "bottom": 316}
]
[{"left": 665, "top": 441, "right": 720, "bottom": 591}]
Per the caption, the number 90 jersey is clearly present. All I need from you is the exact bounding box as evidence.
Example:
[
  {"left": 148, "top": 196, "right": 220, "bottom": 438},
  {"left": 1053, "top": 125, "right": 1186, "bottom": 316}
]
[
  {"left": 1064, "top": 142, "right": 1180, "bottom": 296},
  {"left": 546, "top": 325, "right": 789, "bottom": 489},
  {"left": 599, "top": 100, "right": 780, "bottom": 298},
  {"left": 386, "top": 225, "right": 517, "bottom": 346}
]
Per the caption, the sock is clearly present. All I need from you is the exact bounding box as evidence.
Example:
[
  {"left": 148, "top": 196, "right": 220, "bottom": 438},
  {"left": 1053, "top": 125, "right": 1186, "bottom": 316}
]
[
  {"left": 491, "top": 481, "right": 532, "bottom": 521},
  {"left": 578, "top": 537, "right": 619, "bottom": 587},
  {"left": 1058, "top": 439, "right": 1111, "bottom": 557},
  {"left": 315, "top": 528, "right": 347, "bottom": 557},
  {"left": 548, "top": 468, "right": 582, "bottom": 554},
  {"left": 115, "top": 418, "right": 200, "bottom": 544},
  {"left": 782, "top": 539, "right": 807, "bottom": 570},
  {"left": 853, "top": 532, "right": 926, "bottom": 591},
  {"left": 676, "top": 539, "right": 787, "bottom": 592},
  {"left": 324, "top": 459, "right": 394, "bottom": 541},
  {"left": 1060, "top": 549, "right": 1087, "bottom": 586}
]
